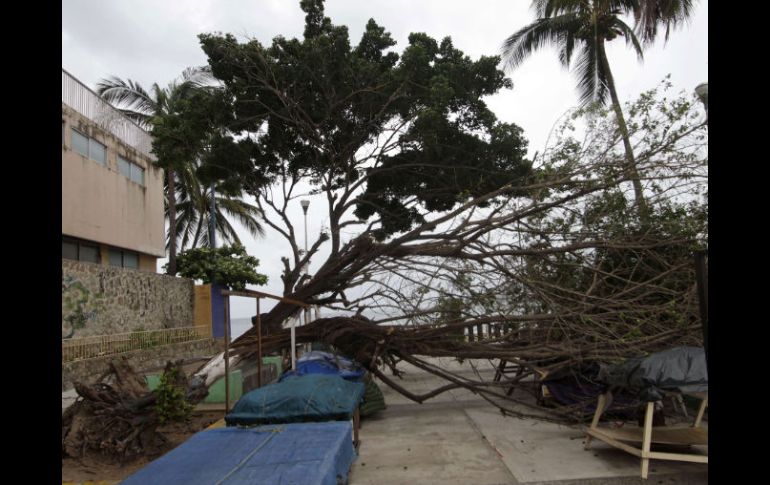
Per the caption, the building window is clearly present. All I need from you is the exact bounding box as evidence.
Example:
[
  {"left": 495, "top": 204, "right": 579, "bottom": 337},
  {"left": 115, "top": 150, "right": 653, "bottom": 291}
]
[
  {"left": 118, "top": 156, "right": 131, "bottom": 178},
  {"left": 90, "top": 139, "right": 106, "bottom": 164},
  {"left": 108, "top": 248, "right": 139, "bottom": 269},
  {"left": 71, "top": 129, "right": 89, "bottom": 157},
  {"left": 131, "top": 164, "right": 145, "bottom": 186},
  {"left": 118, "top": 156, "right": 145, "bottom": 187},
  {"left": 62, "top": 238, "right": 100, "bottom": 264},
  {"left": 124, "top": 252, "right": 139, "bottom": 269},
  {"left": 70, "top": 128, "right": 106, "bottom": 165}
]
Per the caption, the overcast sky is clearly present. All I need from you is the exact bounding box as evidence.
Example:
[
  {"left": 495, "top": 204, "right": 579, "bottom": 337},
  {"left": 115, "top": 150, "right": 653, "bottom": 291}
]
[{"left": 63, "top": 0, "right": 708, "bottom": 320}]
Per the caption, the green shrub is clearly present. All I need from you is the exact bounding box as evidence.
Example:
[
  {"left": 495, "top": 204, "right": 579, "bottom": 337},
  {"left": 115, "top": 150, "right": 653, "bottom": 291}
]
[{"left": 154, "top": 366, "right": 193, "bottom": 424}]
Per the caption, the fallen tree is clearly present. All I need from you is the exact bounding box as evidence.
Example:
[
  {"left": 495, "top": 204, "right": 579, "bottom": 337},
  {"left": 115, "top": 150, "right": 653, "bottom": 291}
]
[
  {"left": 62, "top": 359, "right": 207, "bottom": 462},
  {"left": 214, "top": 79, "right": 707, "bottom": 422},
  {"left": 65, "top": 3, "right": 706, "bottom": 457}
]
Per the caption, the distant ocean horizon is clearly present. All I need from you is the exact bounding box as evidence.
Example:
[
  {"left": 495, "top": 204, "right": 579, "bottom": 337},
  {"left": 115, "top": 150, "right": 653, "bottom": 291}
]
[{"left": 229, "top": 317, "right": 253, "bottom": 340}]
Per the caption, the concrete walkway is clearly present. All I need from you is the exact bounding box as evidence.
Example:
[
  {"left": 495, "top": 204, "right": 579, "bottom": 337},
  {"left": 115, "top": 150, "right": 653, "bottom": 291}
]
[{"left": 349, "top": 358, "right": 707, "bottom": 485}]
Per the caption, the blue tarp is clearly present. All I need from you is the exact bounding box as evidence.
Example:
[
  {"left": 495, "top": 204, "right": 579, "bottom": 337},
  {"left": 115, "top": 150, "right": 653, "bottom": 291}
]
[
  {"left": 225, "top": 374, "right": 365, "bottom": 426},
  {"left": 119, "top": 422, "right": 356, "bottom": 485},
  {"left": 280, "top": 351, "right": 366, "bottom": 381}
]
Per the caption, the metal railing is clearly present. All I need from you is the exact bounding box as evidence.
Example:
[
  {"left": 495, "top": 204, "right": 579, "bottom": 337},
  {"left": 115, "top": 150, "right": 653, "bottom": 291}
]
[
  {"left": 62, "top": 325, "right": 211, "bottom": 362},
  {"left": 62, "top": 68, "right": 155, "bottom": 160}
]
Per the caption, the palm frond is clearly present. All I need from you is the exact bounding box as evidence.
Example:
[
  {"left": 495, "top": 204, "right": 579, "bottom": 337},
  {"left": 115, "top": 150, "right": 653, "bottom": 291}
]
[
  {"left": 215, "top": 197, "right": 266, "bottom": 238},
  {"left": 180, "top": 65, "right": 219, "bottom": 89},
  {"left": 216, "top": 215, "right": 242, "bottom": 246},
  {"left": 573, "top": 43, "right": 608, "bottom": 106},
  {"left": 501, "top": 14, "right": 582, "bottom": 70},
  {"left": 533, "top": 0, "right": 585, "bottom": 18},
  {"left": 634, "top": 0, "right": 696, "bottom": 44},
  {"left": 611, "top": 17, "right": 644, "bottom": 61},
  {"left": 116, "top": 108, "right": 153, "bottom": 127},
  {"left": 95, "top": 77, "right": 156, "bottom": 117}
]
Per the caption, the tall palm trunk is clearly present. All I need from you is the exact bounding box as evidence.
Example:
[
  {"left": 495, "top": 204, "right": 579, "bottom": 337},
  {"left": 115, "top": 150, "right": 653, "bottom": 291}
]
[
  {"left": 166, "top": 169, "right": 178, "bottom": 274},
  {"left": 597, "top": 40, "right": 650, "bottom": 223}
]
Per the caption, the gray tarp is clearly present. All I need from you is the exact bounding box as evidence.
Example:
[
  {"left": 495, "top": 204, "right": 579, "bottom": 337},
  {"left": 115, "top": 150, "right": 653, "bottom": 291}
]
[{"left": 600, "top": 346, "right": 708, "bottom": 401}]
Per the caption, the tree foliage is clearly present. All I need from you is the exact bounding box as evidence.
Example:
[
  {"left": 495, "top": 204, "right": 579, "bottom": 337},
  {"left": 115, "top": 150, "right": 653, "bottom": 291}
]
[
  {"left": 196, "top": 0, "right": 530, "bottom": 240},
  {"left": 154, "top": 364, "right": 194, "bottom": 424},
  {"left": 171, "top": 244, "right": 268, "bottom": 290}
]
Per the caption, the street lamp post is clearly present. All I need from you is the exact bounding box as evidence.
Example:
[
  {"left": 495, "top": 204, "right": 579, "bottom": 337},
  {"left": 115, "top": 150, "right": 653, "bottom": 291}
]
[
  {"left": 287, "top": 199, "right": 312, "bottom": 369},
  {"left": 301, "top": 199, "right": 310, "bottom": 257},
  {"left": 300, "top": 199, "right": 311, "bottom": 351}
]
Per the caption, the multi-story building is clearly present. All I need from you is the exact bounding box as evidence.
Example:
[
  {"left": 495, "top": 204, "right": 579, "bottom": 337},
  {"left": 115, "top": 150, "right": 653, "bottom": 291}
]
[{"left": 61, "top": 68, "right": 165, "bottom": 271}]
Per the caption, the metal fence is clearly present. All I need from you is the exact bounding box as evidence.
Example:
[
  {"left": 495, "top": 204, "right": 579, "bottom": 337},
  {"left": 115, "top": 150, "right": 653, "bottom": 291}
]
[
  {"left": 62, "top": 325, "right": 211, "bottom": 362},
  {"left": 61, "top": 68, "right": 155, "bottom": 160}
]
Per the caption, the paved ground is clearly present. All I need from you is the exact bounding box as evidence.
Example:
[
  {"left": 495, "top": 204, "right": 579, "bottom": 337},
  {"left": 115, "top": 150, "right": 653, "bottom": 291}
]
[
  {"left": 62, "top": 357, "right": 707, "bottom": 484},
  {"left": 349, "top": 358, "right": 708, "bottom": 485}
]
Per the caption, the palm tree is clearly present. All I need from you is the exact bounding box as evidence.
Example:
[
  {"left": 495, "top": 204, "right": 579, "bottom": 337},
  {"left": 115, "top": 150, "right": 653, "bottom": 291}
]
[
  {"left": 502, "top": 0, "right": 696, "bottom": 221},
  {"left": 96, "top": 68, "right": 214, "bottom": 274},
  {"left": 172, "top": 162, "right": 265, "bottom": 250},
  {"left": 634, "top": 0, "right": 696, "bottom": 44}
]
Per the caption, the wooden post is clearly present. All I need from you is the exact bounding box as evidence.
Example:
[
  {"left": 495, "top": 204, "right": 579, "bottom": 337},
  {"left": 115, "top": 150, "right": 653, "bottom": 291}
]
[
  {"left": 585, "top": 392, "right": 605, "bottom": 450},
  {"left": 693, "top": 396, "right": 707, "bottom": 428},
  {"left": 224, "top": 295, "right": 231, "bottom": 413},
  {"left": 290, "top": 314, "right": 297, "bottom": 370},
  {"left": 257, "top": 297, "right": 262, "bottom": 388},
  {"left": 353, "top": 406, "right": 360, "bottom": 450},
  {"left": 694, "top": 251, "right": 708, "bottom": 372},
  {"left": 641, "top": 402, "right": 654, "bottom": 479}
]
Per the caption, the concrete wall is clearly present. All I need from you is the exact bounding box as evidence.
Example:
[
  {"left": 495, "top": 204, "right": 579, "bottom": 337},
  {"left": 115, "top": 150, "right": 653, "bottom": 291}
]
[
  {"left": 62, "top": 102, "right": 165, "bottom": 258},
  {"left": 62, "top": 338, "right": 223, "bottom": 391},
  {"left": 62, "top": 259, "right": 194, "bottom": 339}
]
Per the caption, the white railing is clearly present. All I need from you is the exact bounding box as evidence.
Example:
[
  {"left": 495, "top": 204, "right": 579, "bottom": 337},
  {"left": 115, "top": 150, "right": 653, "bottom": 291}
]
[
  {"left": 61, "top": 68, "right": 155, "bottom": 160},
  {"left": 62, "top": 325, "right": 211, "bottom": 362}
]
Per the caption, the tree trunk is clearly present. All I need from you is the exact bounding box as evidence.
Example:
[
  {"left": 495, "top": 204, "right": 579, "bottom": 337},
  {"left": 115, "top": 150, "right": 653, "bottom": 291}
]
[
  {"left": 597, "top": 40, "right": 650, "bottom": 223},
  {"left": 166, "top": 169, "right": 178, "bottom": 274}
]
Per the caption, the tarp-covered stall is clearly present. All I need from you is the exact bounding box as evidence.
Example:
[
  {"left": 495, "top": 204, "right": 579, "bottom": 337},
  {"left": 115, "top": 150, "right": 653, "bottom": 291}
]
[
  {"left": 225, "top": 374, "right": 365, "bottom": 426},
  {"left": 280, "top": 351, "right": 366, "bottom": 381},
  {"left": 278, "top": 350, "right": 386, "bottom": 417},
  {"left": 119, "top": 422, "right": 356, "bottom": 485}
]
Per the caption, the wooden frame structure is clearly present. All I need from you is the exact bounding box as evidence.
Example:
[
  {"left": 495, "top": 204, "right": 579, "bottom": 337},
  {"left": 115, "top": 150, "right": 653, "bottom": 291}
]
[
  {"left": 585, "top": 391, "right": 708, "bottom": 479},
  {"left": 218, "top": 289, "right": 363, "bottom": 448},
  {"left": 220, "top": 288, "right": 310, "bottom": 413}
]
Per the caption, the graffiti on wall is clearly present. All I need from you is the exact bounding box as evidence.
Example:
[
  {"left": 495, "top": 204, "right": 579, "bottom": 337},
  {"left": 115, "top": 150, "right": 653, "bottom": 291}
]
[{"left": 62, "top": 275, "right": 104, "bottom": 339}]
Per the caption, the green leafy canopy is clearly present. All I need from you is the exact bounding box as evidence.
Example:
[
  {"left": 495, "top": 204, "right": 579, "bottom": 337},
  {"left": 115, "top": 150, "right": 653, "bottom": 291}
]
[
  {"left": 170, "top": 244, "right": 268, "bottom": 290},
  {"left": 192, "top": 0, "right": 531, "bottom": 239}
]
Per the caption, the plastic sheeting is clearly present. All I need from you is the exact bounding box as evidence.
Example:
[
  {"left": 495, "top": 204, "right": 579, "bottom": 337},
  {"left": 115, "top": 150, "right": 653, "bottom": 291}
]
[
  {"left": 278, "top": 351, "right": 385, "bottom": 417},
  {"left": 225, "top": 374, "right": 365, "bottom": 426},
  {"left": 360, "top": 374, "right": 386, "bottom": 417},
  {"left": 119, "top": 422, "right": 356, "bottom": 485},
  {"left": 541, "top": 362, "right": 639, "bottom": 418},
  {"left": 280, "top": 351, "right": 366, "bottom": 381},
  {"left": 600, "top": 346, "right": 708, "bottom": 401}
]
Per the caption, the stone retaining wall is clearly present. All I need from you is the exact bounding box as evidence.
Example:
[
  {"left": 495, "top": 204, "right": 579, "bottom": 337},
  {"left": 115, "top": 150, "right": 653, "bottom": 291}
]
[
  {"left": 62, "top": 339, "right": 224, "bottom": 391},
  {"left": 62, "top": 259, "right": 194, "bottom": 339}
]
